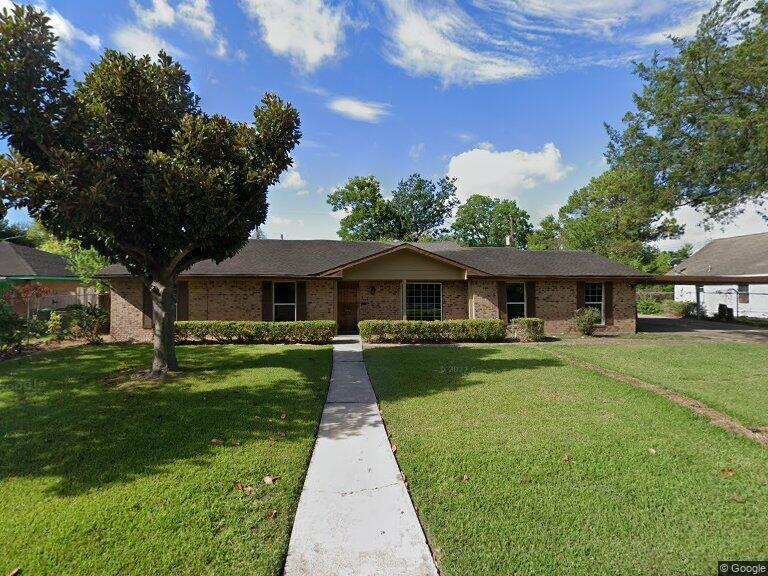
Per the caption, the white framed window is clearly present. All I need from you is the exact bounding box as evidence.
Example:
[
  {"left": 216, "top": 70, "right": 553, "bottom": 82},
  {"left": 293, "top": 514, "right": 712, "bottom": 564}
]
[
  {"left": 585, "top": 282, "right": 604, "bottom": 324},
  {"left": 406, "top": 283, "right": 442, "bottom": 321},
  {"left": 738, "top": 283, "right": 750, "bottom": 304},
  {"left": 273, "top": 281, "right": 297, "bottom": 322},
  {"left": 506, "top": 283, "right": 526, "bottom": 322}
]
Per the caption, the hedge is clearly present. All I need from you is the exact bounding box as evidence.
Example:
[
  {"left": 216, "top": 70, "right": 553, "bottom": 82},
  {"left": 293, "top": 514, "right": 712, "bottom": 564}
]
[
  {"left": 358, "top": 319, "right": 506, "bottom": 343},
  {"left": 510, "top": 317, "right": 545, "bottom": 342},
  {"left": 175, "top": 320, "right": 337, "bottom": 344}
]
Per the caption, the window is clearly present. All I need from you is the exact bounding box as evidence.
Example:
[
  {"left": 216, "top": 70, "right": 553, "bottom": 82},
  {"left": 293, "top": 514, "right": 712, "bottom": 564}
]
[
  {"left": 506, "top": 283, "right": 526, "bottom": 321},
  {"left": 406, "top": 283, "right": 442, "bottom": 321},
  {"left": 273, "top": 282, "right": 296, "bottom": 322},
  {"left": 584, "top": 282, "right": 604, "bottom": 324},
  {"left": 738, "top": 283, "right": 750, "bottom": 304}
]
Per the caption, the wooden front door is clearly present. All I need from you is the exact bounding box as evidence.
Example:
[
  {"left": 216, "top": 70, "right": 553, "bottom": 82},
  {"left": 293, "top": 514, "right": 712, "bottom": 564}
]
[{"left": 337, "top": 282, "right": 359, "bottom": 333}]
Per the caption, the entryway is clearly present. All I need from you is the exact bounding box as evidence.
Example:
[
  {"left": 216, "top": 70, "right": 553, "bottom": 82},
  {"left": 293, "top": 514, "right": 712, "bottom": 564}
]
[{"left": 337, "top": 282, "right": 358, "bottom": 334}]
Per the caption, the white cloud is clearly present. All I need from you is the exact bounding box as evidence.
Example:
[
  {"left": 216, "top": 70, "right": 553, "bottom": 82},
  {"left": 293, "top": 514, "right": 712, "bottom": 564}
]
[
  {"left": 275, "top": 168, "right": 307, "bottom": 189},
  {"left": 447, "top": 142, "right": 572, "bottom": 202},
  {"left": 656, "top": 203, "right": 768, "bottom": 252},
  {"left": 131, "top": 0, "right": 175, "bottom": 28},
  {"left": 383, "top": 1, "right": 533, "bottom": 85},
  {"left": 296, "top": 190, "right": 309, "bottom": 197},
  {"left": 327, "top": 97, "right": 390, "bottom": 123},
  {"left": 239, "top": 0, "right": 346, "bottom": 72},
  {"left": 408, "top": 143, "right": 425, "bottom": 161},
  {"left": 636, "top": 9, "right": 706, "bottom": 45},
  {"left": 112, "top": 25, "right": 183, "bottom": 57}
]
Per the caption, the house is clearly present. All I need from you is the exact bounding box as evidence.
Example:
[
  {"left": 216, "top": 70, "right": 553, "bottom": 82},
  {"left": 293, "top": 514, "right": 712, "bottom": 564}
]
[
  {"left": 672, "top": 232, "right": 768, "bottom": 319},
  {"left": 98, "top": 240, "right": 648, "bottom": 339},
  {"left": 0, "top": 241, "right": 83, "bottom": 317}
]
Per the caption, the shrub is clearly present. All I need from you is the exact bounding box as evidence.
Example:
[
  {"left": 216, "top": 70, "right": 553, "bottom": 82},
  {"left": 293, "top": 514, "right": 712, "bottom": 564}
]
[
  {"left": 174, "top": 320, "right": 337, "bottom": 344},
  {"left": 573, "top": 307, "right": 601, "bottom": 336},
  {"left": 663, "top": 300, "right": 697, "bottom": 319},
  {"left": 637, "top": 298, "right": 664, "bottom": 315},
  {"left": 0, "top": 304, "right": 26, "bottom": 356},
  {"left": 358, "top": 319, "right": 506, "bottom": 344},
  {"left": 47, "top": 311, "right": 67, "bottom": 341},
  {"left": 69, "top": 304, "right": 109, "bottom": 343},
  {"left": 510, "top": 318, "right": 545, "bottom": 342}
]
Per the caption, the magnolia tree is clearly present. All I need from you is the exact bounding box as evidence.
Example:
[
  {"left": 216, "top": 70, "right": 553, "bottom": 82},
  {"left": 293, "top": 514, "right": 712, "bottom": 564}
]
[{"left": 0, "top": 6, "right": 301, "bottom": 376}]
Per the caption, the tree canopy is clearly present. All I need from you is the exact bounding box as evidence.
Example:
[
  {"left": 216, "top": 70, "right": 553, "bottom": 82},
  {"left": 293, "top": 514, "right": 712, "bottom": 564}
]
[
  {"left": 0, "top": 5, "right": 301, "bottom": 375},
  {"left": 607, "top": 0, "right": 768, "bottom": 222},
  {"left": 328, "top": 174, "right": 458, "bottom": 241},
  {"left": 451, "top": 195, "right": 532, "bottom": 247}
]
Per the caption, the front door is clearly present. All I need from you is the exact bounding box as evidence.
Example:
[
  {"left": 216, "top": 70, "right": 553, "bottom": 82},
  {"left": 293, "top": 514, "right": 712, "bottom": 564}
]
[{"left": 337, "top": 282, "right": 359, "bottom": 333}]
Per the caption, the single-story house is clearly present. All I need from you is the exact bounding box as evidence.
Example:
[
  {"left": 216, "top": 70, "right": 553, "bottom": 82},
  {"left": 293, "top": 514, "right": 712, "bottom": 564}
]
[
  {"left": 0, "top": 241, "right": 83, "bottom": 317},
  {"left": 98, "top": 240, "right": 648, "bottom": 340},
  {"left": 671, "top": 232, "right": 768, "bottom": 319}
]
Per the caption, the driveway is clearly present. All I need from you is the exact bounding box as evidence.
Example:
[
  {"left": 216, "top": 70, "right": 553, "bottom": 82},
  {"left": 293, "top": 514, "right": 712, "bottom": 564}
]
[{"left": 638, "top": 316, "right": 768, "bottom": 343}]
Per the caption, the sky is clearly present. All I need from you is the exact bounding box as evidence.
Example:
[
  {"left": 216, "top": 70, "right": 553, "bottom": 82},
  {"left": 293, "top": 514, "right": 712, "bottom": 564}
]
[{"left": 2, "top": 0, "right": 766, "bottom": 250}]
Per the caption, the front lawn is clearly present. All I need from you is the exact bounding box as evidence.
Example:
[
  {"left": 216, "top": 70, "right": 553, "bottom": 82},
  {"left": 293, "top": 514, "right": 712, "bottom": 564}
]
[
  {"left": 365, "top": 345, "right": 768, "bottom": 576},
  {"left": 0, "top": 344, "right": 331, "bottom": 576},
  {"left": 555, "top": 342, "right": 768, "bottom": 429}
]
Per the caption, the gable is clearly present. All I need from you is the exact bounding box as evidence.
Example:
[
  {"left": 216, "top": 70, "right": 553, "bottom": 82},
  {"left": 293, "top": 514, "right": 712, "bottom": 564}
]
[{"left": 340, "top": 248, "right": 467, "bottom": 280}]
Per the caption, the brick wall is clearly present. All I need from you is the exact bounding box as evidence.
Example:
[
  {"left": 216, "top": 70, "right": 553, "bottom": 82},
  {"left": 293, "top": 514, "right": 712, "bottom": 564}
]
[
  {"left": 470, "top": 279, "right": 500, "bottom": 319},
  {"left": 442, "top": 281, "right": 468, "bottom": 320},
  {"left": 110, "top": 278, "right": 148, "bottom": 341},
  {"left": 359, "top": 281, "right": 401, "bottom": 320},
  {"left": 607, "top": 281, "right": 637, "bottom": 334},
  {"left": 188, "top": 279, "right": 262, "bottom": 321},
  {"left": 307, "top": 280, "right": 336, "bottom": 320}
]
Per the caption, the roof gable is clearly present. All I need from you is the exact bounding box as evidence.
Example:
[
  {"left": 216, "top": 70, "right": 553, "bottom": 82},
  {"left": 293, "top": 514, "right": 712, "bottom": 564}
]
[
  {"left": 0, "top": 242, "right": 75, "bottom": 278},
  {"left": 674, "top": 232, "right": 768, "bottom": 276}
]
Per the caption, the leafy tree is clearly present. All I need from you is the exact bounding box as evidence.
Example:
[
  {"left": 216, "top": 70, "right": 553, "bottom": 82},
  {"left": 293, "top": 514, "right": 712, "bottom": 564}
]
[
  {"left": 0, "top": 217, "right": 35, "bottom": 246},
  {"left": 607, "top": 0, "right": 768, "bottom": 222},
  {"left": 0, "top": 6, "right": 301, "bottom": 376},
  {"left": 527, "top": 215, "right": 562, "bottom": 251},
  {"left": 451, "top": 194, "right": 532, "bottom": 247},
  {"left": 328, "top": 174, "right": 458, "bottom": 241}
]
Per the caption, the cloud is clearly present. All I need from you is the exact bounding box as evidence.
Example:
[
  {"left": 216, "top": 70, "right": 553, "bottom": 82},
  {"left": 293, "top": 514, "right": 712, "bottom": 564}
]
[
  {"left": 239, "top": 0, "right": 346, "bottom": 72},
  {"left": 275, "top": 168, "right": 307, "bottom": 189},
  {"left": 126, "top": 0, "right": 229, "bottom": 57},
  {"left": 447, "top": 142, "right": 572, "bottom": 202},
  {"left": 383, "top": 1, "right": 533, "bottom": 85},
  {"left": 408, "top": 143, "right": 425, "bottom": 161},
  {"left": 296, "top": 190, "right": 309, "bottom": 197},
  {"left": 655, "top": 204, "right": 768, "bottom": 251},
  {"left": 328, "top": 97, "right": 390, "bottom": 123},
  {"left": 112, "top": 25, "right": 183, "bottom": 57},
  {"left": 636, "top": 9, "right": 706, "bottom": 45}
]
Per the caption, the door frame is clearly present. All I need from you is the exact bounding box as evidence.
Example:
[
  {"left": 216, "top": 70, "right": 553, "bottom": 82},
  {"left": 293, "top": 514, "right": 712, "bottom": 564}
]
[{"left": 337, "top": 281, "right": 359, "bottom": 334}]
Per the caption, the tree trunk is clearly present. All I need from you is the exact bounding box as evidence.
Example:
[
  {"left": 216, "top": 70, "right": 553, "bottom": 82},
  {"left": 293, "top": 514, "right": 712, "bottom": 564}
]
[{"left": 149, "top": 276, "right": 179, "bottom": 378}]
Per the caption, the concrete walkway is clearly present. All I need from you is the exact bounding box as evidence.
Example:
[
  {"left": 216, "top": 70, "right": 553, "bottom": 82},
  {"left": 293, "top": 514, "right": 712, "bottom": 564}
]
[{"left": 284, "top": 336, "right": 439, "bottom": 576}]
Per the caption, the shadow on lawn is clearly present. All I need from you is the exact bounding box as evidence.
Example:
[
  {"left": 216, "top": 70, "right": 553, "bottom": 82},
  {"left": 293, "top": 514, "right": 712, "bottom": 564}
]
[
  {"left": 0, "top": 344, "right": 329, "bottom": 496},
  {"left": 365, "top": 345, "right": 562, "bottom": 403}
]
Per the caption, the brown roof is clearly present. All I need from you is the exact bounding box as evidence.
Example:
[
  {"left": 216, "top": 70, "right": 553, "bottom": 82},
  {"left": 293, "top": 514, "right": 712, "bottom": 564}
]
[
  {"left": 672, "top": 232, "right": 768, "bottom": 276},
  {"left": 0, "top": 241, "right": 75, "bottom": 278},
  {"left": 98, "top": 239, "right": 649, "bottom": 279}
]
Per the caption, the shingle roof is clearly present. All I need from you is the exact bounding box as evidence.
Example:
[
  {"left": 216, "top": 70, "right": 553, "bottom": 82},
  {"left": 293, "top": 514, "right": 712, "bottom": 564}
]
[
  {"left": 673, "top": 232, "right": 768, "bottom": 276},
  {"left": 0, "top": 241, "right": 75, "bottom": 278},
  {"left": 98, "top": 239, "right": 648, "bottom": 279}
]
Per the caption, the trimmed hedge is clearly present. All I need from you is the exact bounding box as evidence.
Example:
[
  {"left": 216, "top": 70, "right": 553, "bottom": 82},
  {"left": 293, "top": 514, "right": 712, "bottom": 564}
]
[
  {"left": 175, "top": 320, "right": 337, "bottom": 344},
  {"left": 358, "top": 319, "right": 506, "bottom": 343},
  {"left": 510, "top": 317, "right": 545, "bottom": 342}
]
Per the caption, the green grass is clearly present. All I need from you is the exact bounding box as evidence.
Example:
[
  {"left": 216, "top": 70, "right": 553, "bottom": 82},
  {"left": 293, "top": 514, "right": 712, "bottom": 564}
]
[
  {"left": 554, "top": 343, "right": 768, "bottom": 429},
  {"left": 0, "top": 343, "right": 331, "bottom": 576},
  {"left": 365, "top": 345, "right": 768, "bottom": 576}
]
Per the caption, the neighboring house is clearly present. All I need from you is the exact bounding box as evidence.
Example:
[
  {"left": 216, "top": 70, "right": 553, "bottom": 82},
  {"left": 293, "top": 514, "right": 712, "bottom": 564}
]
[
  {"left": 672, "top": 232, "right": 768, "bottom": 319},
  {"left": 0, "top": 241, "right": 82, "bottom": 317},
  {"left": 98, "top": 240, "right": 648, "bottom": 340}
]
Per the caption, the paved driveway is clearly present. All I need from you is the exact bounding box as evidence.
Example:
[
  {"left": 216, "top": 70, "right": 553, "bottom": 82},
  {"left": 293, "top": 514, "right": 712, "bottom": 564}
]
[{"left": 638, "top": 316, "right": 768, "bottom": 343}]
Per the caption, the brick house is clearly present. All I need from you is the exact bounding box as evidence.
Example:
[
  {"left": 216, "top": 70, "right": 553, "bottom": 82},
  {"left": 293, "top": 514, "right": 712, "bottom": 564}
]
[{"left": 98, "top": 240, "right": 649, "bottom": 340}]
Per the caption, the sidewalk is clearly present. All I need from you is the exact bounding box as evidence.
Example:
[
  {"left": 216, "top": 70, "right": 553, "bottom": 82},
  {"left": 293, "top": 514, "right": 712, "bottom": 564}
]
[{"left": 284, "top": 335, "right": 439, "bottom": 576}]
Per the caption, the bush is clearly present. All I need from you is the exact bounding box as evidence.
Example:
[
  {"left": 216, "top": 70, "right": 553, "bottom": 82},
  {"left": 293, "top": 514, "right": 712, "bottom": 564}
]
[
  {"left": 69, "top": 304, "right": 109, "bottom": 343},
  {"left": 663, "top": 300, "right": 697, "bottom": 319},
  {"left": 573, "top": 307, "right": 601, "bottom": 336},
  {"left": 0, "top": 304, "right": 26, "bottom": 356},
  {"left": 637, "top": 298, "right": 664, "bottom": 315},
  {"left": 358, "top": 320, "right": 506, "bottom": 343},
  {"left": 510, "top": 318, "right": 545, "bottom": 342},
  {"left": 47, "top": 311, "right": 67, "bottom": 341},
  {"left": 174, "top": 320, "right": 337, "bottom": 344}
]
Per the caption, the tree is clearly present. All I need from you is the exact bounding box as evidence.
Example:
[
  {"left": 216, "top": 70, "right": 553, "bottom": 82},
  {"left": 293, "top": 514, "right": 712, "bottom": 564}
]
[
  {"left": 607, "top": 0, "right": 768, "bottom": 222},
  {"left": 0, "top": 6, "right": 301, "bottom": 376},
  {"left": 328, "top": 174, "right": 458, "bottom": 241},
  {"left": 527, "top": 215, "right": 562, "bottom": 251},
  {"left": 0, "top": 218, "right": 35, "bottom": 246},
  {"left": 451, "top": 194, "right": 532, "bottom": 247}
]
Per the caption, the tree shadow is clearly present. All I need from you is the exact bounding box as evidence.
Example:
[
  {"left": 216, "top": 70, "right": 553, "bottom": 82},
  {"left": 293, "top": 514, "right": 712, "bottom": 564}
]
[
  {"left": 0, "top": 344, "right": 331, "bottom": 496},
  {"left": 364, "top": 345, "right": 562, "bottom": 403}
]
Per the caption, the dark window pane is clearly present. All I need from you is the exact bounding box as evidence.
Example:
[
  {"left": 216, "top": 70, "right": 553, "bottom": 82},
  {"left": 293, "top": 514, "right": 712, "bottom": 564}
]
[
  {"left": 406, "top": 283, "right": 442, "bottom": 321},
  {"left": 507, "top": 303, "right": 525, "bottom": 319},
  {"left": 274, "top": 304, "right": 295, "bottom": 321},
  {"left": 585, "top": 282, "right": 603, "bottom": 304},
  {"left": 274, "top": 282, "right": 296, "bottom": 304},
  {"left": 506, "top": 283, "right": 525, "bottom": 303}
]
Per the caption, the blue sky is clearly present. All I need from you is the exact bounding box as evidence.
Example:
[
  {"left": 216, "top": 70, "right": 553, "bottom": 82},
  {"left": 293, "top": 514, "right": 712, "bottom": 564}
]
[{"left": 3, "top": 0, "right": 765, "bottom": 248}]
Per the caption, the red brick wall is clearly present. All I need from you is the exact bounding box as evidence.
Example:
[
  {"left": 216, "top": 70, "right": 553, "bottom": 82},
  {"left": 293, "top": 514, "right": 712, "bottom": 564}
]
[
  {"left": 307, "top": 280, "right": 336, "bottom": 320},
  {"left": 189, "top": 279, "right": 262, "bottom": 321},
  {"left": 442, "top": 281, "right": 468, "bottom": 320},
  {"left": 359, "top": 281, "right": 401, "bottom": 320},
  {"left": 110, "top": 278, "right": 148, "bottom": 341},
  {"left": 469, "top": 279, "right": 500, "bottom": 319}
]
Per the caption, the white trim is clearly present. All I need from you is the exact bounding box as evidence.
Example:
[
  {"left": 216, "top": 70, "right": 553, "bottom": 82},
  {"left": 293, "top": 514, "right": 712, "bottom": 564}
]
[
  {"left": 273, "top": 281, "right": 297, "bottom": 322},
  {"left": 505, "top": 282, "right": 527, "bottom": 322},
  {"left": 405, "top": 282, "right": 443, "bottom": 321},
  {"left": 584, "top": 281, "right": 605, "bottom": 325}
]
